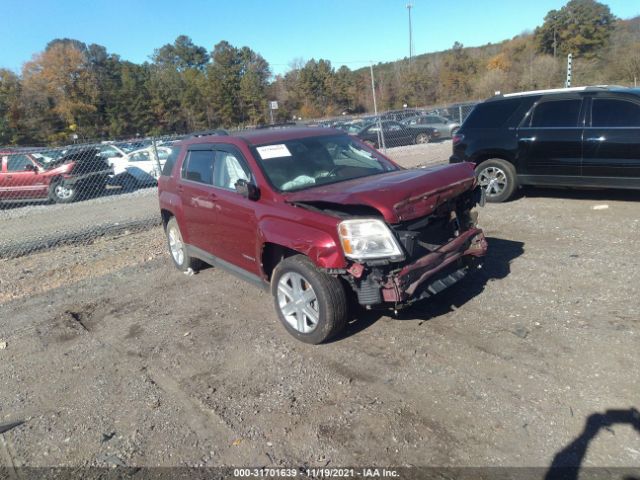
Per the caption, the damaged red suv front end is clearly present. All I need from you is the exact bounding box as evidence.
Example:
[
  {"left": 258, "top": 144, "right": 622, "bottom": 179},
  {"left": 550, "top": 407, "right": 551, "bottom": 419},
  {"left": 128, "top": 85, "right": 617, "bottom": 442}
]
[{"left": 286, "top": 161, "right": 488, "bottom": 309}]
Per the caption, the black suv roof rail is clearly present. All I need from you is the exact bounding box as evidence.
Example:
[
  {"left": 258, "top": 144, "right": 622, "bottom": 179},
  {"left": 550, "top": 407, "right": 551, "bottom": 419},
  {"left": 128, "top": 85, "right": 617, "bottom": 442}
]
[{"left": 493, "top": 85, "right": 627, "bottom": 99}]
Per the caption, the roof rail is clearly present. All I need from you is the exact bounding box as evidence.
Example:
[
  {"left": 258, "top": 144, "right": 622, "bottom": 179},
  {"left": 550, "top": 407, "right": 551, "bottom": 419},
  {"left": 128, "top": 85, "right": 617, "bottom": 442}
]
[
  {"left": 501, "top": 85, "right": 622, "bottom": 98},
  {"left": 185, "top": 129, "right": 229, "bottom": 138},
  {"left": 255, "top": 122, "right": 298, "bottom": 129}
]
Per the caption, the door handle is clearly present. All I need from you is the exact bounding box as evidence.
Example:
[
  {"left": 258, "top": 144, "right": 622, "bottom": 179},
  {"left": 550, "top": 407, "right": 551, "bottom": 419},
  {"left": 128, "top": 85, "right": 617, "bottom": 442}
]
[
  {"left": 177, "top": 185, "right": 184, "bottom": 193},
  {"left": 586, "top": 136, "right": 606, "bottom": 142},
  {"left": 519, "top": 137, "right": 536, "bottom": 142}
]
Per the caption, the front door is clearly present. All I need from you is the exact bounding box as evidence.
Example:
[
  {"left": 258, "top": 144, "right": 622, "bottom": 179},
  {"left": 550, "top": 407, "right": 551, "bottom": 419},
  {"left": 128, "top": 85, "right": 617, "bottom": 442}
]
[
  {"left": 209, "top": 146, "right": 259, "bottom": 276},
  {"left": 582, "top": 96, "right": 640, "bottom": 183},
  {"left": 517, "top": 98, "right": 584, "bottom": 178}
]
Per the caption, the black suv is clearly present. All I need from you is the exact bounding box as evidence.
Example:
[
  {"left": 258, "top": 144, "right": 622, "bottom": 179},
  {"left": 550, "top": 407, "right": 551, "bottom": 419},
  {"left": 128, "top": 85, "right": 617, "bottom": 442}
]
[{"left": 450, "top": 86, "right": 640, "bottom": 202}]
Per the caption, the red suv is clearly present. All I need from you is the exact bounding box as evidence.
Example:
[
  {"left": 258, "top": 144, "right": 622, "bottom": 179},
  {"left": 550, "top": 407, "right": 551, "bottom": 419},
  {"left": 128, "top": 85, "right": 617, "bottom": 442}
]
[
  {"left": 0, "top": 148, "right": 112, "bottom": 203},
  {"left": 158, "top": 128, "right": 487, "bottom": 344}
]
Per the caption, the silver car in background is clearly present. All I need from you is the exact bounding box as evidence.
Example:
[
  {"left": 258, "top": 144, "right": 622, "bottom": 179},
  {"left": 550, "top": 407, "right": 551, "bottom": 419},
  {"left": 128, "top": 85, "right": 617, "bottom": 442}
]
[{"left": 401, "top": 115, "right": 460, "bottom": 138}]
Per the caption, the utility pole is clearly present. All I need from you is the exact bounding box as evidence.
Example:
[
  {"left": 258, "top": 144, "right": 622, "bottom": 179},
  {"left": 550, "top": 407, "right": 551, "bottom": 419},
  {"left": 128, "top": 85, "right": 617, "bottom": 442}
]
[
  {"left": 565, "top": 53, "right": 573, "bottom": 88},
  {"left": 369, "top": 63, "right": 385, "bottom": 152},
  {"left": 407, "top": 3, "right": 413, "bottom": 64}
]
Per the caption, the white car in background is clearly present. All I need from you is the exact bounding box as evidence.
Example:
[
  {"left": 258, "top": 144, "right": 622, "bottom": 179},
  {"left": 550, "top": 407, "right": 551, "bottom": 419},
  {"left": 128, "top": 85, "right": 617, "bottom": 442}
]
[{"left": 108, "top": 146, "right": 172, "bottom": 189}]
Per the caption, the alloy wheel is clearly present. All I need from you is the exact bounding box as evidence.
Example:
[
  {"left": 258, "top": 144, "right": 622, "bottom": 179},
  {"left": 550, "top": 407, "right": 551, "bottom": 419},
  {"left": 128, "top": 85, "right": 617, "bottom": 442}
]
[
  {"left": 478, "top": 166, "right": 508, "bottom": 198},
  {"left": 168, "top": 227, "right": 185, "bottom": 265},
  {"left": 277, "top": 272, "right": 319, "bottom": 333}
]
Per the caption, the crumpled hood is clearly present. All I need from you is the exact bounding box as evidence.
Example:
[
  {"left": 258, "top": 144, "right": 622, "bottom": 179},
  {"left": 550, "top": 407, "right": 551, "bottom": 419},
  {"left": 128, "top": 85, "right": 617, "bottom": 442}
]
[{"left": 285, "top": 162, "right": 477, "bottom": 223}]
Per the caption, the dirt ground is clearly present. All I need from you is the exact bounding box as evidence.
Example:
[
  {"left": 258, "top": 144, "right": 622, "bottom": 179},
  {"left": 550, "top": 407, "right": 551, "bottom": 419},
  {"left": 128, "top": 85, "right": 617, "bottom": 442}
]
[{"left": 1, "top": 141, "right": 639, "bottom": 470}]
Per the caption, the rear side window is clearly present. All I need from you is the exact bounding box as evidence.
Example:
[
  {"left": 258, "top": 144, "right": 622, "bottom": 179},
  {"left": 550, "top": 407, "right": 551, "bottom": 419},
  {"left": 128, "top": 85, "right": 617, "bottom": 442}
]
[
  {"left": 530, "top": 100, "right": 582, "bottom": 128},
  {"left": 463, "top": 99, "right": 523, "bottom": 128},
  {"left": 161, "top": 146, "right": 181, "bottom": 176},
  {"left": 592, "top": 99, "right": 640, "bottom": 127},
  {"left": 181, "top": 150, "right": 215, "bottom": 185}
]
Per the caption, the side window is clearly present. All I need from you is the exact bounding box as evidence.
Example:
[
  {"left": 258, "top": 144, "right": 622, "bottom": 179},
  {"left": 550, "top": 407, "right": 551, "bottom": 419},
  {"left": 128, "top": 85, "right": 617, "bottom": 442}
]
[
  {"left": 130, "top": 151, "right": 150, "bottom": 162},
  {"left": 213, "top": 151, "right": 251, "bottom": 190},
  {"left": 161, "top": 146, "right": 181, "bottom": 177},
  {"left": 530, "top": 99, "right": 582, "bottom": 128},
  {"left": 181, "top": 150, "right": 215, "bottom": 185},
  {"left": 7, "top": 155, "right": 33, "bottom": 172},
  {"left": 387, "top": 123, "right": 402, "bottom": 132},
  {"left": 592, "top": 99, "right": 640, "bottom": 127},
  {"left": 463, "top": 98, "right": 524, "bottom": 128}
]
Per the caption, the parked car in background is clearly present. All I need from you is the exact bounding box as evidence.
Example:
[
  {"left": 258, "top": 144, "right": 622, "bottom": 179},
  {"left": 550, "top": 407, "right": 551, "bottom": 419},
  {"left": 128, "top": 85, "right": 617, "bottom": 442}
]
[
  {"left": 0, "top": 148, "right": 112, "bottom": 204},
  {"left": 159, "top": 127, "right": 486, "bottom": 343},
  {"left": 450, "top": 86, "right": 640, "bottom": 202},
  {"left": 402, "top": 115, "right": 460, "bottom": 138},
  {"left": 109, "top": 145, "right": 174, "bottom": 189},
  {"left": 355, "top": 120, "right": 440, "bottom": 148}
]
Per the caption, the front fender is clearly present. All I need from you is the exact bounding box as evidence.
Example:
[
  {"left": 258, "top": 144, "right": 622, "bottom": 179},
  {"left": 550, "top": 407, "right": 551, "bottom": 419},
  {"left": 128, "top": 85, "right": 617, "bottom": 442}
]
[{"left": 258, "top": 218, "right": 346, "bottom": 269}]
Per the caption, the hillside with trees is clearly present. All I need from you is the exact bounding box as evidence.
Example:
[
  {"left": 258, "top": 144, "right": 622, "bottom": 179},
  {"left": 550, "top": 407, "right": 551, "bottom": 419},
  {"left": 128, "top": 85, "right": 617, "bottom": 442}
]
[{"left": 0, "top": 0, "right": 638, "bottom": 145}]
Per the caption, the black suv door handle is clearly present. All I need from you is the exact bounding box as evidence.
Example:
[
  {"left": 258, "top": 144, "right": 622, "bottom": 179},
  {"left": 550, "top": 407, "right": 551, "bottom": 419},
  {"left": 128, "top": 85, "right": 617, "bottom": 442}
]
[
  {"left": 586, "top": 136, "right": 606, "bottom": 142},
  {"left": 519, "top": 137, "right": 536, "bottom": 142}
]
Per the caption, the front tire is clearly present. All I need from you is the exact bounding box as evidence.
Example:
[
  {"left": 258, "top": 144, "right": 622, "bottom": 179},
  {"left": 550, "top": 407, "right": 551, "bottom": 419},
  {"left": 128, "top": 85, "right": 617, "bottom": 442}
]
[
  {"left": 271, "top": 255, "right": 348, "bottom": 344},
  {"left": 165, "top": 217, "right": 202, "bottom": 272},
  {"left": 49, "top": 181, "right": 78, "bottom": 204},
  {"left": 475, "top": 158, "right": 517, "bottom": 203}
]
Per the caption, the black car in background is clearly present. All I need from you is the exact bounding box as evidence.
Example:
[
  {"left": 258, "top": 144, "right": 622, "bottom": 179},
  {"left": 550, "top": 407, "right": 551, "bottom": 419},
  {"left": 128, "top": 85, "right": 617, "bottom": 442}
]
[
  {"left": 356, "top": 120, "right": 440, "bottom": 148},
  {"left": 450, "top": 86, "right": 640, "bottom": 202}
]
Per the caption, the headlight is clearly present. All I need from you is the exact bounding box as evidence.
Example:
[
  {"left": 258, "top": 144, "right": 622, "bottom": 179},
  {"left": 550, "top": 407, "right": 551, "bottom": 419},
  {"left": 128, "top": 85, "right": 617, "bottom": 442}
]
[{"left": 338, "top": 219, "right": 403, "bottom": 261}]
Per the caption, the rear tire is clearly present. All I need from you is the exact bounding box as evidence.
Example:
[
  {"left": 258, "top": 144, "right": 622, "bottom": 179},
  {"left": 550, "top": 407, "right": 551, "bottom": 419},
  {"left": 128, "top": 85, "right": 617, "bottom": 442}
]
[
  {"left": 271, "top": 255, "right": 348, "bottom": 344},
  {"left": 475, "top": 158, "right": 517, "bottom": 203},
  {"left": 165, "top": 217, "right": 202, "bottom": 272},
  {"left": 414, "top": 132, "right": 430, "bottom": 144}
]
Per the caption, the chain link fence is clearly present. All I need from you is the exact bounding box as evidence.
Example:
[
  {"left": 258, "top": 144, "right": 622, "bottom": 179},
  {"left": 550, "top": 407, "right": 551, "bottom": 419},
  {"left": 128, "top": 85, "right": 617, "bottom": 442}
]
[{"left": 0, "top": 100, "right": 479, "bottom": 263}]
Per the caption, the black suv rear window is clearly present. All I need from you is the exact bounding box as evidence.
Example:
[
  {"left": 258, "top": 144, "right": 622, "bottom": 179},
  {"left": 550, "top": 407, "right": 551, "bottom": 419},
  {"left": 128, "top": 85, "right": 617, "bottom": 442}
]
[{"left": 463, "top": 98, "right": 523, "bottom": 128}]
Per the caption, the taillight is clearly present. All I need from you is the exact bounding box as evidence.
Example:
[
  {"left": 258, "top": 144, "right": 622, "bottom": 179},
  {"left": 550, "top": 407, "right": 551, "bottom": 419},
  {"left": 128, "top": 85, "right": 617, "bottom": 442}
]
[{"left": 452, "top": 133, "right": 464, "bottom": 145}]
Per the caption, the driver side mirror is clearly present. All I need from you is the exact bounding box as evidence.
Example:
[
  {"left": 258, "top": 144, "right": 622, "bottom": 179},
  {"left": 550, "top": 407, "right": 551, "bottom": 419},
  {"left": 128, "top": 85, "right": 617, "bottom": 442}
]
[
  {"left": 235, "top": 179, "right": 260, "bottom": 201},
  {"left": 24, "top": 163, "right": 38, "bottom": 172}
]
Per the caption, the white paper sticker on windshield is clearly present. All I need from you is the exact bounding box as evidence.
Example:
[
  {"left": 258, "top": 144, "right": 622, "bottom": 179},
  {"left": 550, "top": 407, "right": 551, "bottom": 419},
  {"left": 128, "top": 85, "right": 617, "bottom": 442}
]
[{"left": 256, "top": 144, "right": 291, "bottom": 159}]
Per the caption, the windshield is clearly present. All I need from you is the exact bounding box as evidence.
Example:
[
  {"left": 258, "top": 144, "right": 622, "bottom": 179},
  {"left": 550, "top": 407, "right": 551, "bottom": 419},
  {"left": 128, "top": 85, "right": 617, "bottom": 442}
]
[{"left": 253, "top": 134, "right": 398, "bottom": 192}]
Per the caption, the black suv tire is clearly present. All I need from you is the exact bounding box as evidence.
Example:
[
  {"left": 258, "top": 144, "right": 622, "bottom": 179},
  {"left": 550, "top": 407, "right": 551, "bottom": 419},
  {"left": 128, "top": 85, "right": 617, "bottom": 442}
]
[
  {"left": 49, "top": 180, "right": 78, "bottom": 204},
  {"left": 271, "top": 255, "right": 348, "bottom": 344},
  {"left": 475, "top": 158, "right": 518, "bottom": 203}
]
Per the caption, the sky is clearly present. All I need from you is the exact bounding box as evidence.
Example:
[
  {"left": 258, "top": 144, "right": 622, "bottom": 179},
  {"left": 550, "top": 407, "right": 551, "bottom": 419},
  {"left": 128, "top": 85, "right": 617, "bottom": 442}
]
[{"left": 1, "top": 0, "right": 638, "bottom": 76}]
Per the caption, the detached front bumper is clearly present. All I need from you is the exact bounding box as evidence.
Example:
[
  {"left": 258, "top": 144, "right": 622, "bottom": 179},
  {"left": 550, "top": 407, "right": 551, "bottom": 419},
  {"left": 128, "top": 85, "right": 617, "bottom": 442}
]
[{"left": 350, "top": 228, "right": 487, "bottom": 307}]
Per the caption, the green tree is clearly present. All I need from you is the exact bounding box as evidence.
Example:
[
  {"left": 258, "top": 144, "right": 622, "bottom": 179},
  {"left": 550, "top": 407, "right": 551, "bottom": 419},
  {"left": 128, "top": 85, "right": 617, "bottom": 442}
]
[
  {"left": 153, "top": 35, "right": 209, "bottom": 71},
  {"left": 535, "top": 0, "right": 616, "bottom": 58},
  {"left": 0, "top": 69, "right": 22, "bottom": 144}
]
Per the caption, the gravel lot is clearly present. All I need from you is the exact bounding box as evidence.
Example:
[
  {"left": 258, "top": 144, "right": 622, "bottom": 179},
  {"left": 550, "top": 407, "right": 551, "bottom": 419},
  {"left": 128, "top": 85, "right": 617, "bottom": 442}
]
[{"left": 1, "top": 139, "right": 639, "bottom": 471}]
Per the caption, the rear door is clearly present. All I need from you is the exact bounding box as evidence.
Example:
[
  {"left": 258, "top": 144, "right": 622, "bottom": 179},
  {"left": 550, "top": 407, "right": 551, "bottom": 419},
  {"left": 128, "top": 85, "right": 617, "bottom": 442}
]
[
  {"left": 582, "top": 96, "right": 640, "bottom": 183},
  {"left": 177, "top": 148, "right": 219, "bottom": 254},
  {"left": 517, "top": 97, "right": 584, "bottom": 178}
]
